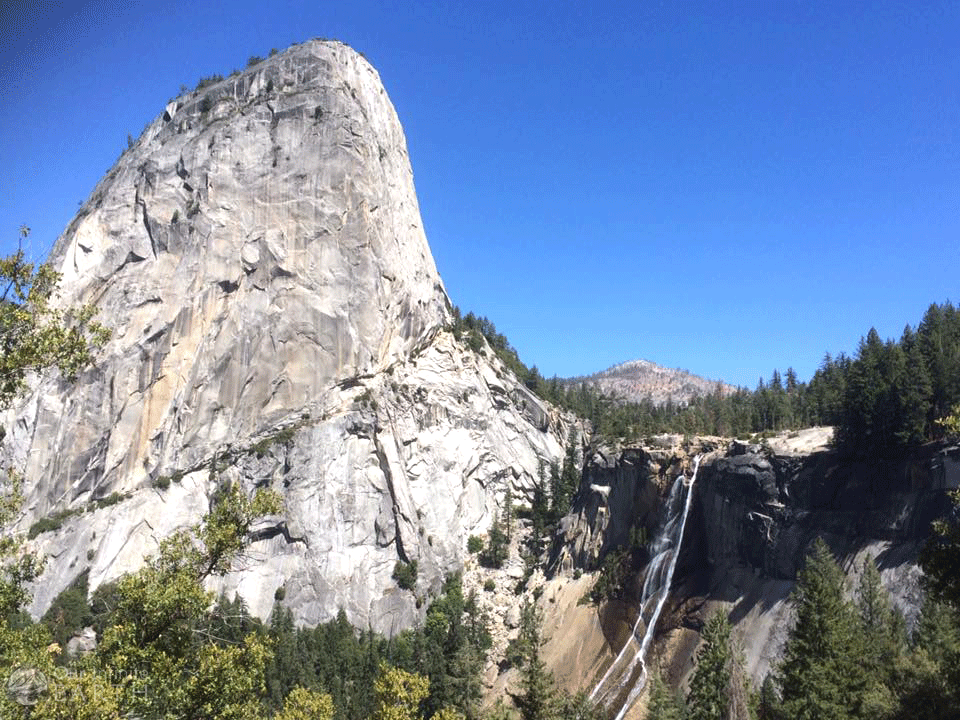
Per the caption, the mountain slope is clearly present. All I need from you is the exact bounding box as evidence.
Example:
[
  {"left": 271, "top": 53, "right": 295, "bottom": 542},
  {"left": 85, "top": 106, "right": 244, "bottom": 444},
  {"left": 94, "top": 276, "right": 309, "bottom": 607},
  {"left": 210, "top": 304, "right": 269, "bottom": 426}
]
[{"left": 568, "top": 359, "right": 737, "bottom": 406}]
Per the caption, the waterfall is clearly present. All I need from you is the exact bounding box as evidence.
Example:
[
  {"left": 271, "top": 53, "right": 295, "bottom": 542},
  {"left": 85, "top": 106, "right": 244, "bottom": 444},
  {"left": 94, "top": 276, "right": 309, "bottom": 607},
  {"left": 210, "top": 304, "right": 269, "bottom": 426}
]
[{"left": 588, "top": 455, "right": 701, "bottom": 718}]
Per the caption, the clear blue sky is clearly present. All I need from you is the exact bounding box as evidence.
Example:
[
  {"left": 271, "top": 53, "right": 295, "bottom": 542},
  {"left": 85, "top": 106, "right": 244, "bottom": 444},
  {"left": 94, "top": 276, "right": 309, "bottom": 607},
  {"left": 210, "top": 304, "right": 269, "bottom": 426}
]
[{"left": 1, "top": 1, "right": 957, "bottom": 388}]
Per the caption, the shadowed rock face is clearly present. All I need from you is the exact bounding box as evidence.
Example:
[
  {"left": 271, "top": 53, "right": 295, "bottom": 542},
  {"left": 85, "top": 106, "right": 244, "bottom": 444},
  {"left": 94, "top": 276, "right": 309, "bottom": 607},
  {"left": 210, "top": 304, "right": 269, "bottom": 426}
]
[
  {"left": 4, "top": 40, "right": 578, "bottom": 633},
  {"left": 558, "top": 430, "right": 960, "bottom": 694}
]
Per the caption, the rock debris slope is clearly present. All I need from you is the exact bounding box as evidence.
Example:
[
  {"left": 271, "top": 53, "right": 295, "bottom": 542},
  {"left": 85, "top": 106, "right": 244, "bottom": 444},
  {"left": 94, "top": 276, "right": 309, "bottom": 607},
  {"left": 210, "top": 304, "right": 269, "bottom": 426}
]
[{"left": 3, "top": 40, "right": 575, "bottom": 632}]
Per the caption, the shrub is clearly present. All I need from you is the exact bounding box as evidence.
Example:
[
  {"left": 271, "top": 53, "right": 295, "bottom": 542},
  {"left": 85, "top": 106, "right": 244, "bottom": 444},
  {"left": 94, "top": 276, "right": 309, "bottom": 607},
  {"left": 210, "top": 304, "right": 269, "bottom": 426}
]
[
  {"left": 392, "top": 560, "right": 418, "bottom": 591},
  {"left": 28, "top": 508, "right": 83, "bottom": 539},
  {"left": 195, "top": 74, "right": 223, "bottom": 91},
  {"left": 467, "top": 535, "right": 484, "bottom": 554},
  {"left": 247, "top": 55, "right": 263, "bottom": 67},
  {"left": 249, "top": 425, "right": 299, "bottom": 458},
  {"left": 88, "top": 492, "right": 125, "bottom": 511},
  {"left": 484, "top": 579, "right": 496, "bottom": 592}
]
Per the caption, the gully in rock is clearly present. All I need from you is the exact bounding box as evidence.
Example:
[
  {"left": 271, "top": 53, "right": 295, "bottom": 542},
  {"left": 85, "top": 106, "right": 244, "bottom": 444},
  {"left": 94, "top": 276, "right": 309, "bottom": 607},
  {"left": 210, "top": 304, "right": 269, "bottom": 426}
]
[{"left": 589, "top": 455, "right": 701, "bottom": 718}]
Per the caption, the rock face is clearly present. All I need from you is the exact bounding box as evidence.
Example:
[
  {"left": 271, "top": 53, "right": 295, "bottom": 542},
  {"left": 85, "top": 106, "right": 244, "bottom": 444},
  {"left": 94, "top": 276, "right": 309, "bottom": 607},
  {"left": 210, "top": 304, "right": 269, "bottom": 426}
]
[
  {"left": 556, "top": 428, "right": 959, "bottom": 701},
  {"left": 3, "top": 40, "right": 576, "bottom": 633}
]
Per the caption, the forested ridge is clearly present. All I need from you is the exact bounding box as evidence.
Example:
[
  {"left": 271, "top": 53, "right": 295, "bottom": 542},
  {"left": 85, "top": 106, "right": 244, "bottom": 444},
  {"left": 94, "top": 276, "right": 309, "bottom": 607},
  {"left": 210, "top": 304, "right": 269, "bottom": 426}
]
[{"left": 451, "top": 301, "right": 960, "bottom": 454}]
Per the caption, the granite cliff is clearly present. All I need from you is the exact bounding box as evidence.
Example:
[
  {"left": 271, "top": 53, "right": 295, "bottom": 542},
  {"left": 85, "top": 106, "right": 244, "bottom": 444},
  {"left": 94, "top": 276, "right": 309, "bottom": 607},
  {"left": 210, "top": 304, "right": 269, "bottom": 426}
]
[
  {"left": 2, "top": 40, "right": 577, "bottom": 633},
  {"left": 548, "top": 429, "right": 959, "bottom": 716}
]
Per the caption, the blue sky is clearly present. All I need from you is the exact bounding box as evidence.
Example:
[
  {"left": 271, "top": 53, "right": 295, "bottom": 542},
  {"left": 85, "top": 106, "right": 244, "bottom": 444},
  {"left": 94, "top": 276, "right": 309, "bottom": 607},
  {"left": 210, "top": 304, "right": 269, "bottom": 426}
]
[{"left": 1, "top": 1, "right": 957, "bottom": 388}]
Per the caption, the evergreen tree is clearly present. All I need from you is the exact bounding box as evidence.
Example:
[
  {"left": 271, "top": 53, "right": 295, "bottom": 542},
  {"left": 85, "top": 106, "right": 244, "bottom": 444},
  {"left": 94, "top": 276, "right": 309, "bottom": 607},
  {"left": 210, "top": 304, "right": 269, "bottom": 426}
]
[
  {"left": 530, "top": 462, "right": 550, "bottom": 557},
  {"left": 893, "top": 594, "right": 960, "bottom": 720},
  {"left": 921, "top": 489, "right": 960, "bottom": 611},
  {"left": 645, "top": 672, "right": 684, "bottom": 720},
  {"left": 548, "top": 461, "right": 563, "bottom": 527},
  {"left": 559, "top": 429, "right": 580, "bottom": 513},
  {"left": 481, "top": 511, "right": 509, "bottom": 569},
  {"left": 687, "top": 610, "right": 734, "bottom": 720},
  {"left": 854, "top": 557, "right": 905, "bottom": 719},
  {"left": 778, "top": 538, "right": 863, "bottom": 720},
  {"left": 757, "top": 674, "right": 781, "bottom": 720},
  {"left": 856, "top": 556, "right": 906, "bottom": 674},
  {"left": 265, "top": 604, "right": 303, "bottom": 709},
  {"left": 512, "top": 600, "right": 557, "bottom": 720}
]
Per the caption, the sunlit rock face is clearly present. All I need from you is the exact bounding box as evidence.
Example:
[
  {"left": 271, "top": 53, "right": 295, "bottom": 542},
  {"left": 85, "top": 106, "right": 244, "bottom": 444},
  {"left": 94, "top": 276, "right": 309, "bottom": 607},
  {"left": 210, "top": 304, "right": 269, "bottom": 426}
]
[{"left": 4, "top": 40, "right": 577, "bottom": 633}]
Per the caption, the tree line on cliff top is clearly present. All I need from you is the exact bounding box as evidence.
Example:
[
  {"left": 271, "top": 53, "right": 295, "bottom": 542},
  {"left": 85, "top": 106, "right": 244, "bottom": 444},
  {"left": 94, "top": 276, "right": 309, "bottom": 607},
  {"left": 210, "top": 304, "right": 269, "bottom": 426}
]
[{"left": 452, "top": 301, "right": 960, "bottom": 455}]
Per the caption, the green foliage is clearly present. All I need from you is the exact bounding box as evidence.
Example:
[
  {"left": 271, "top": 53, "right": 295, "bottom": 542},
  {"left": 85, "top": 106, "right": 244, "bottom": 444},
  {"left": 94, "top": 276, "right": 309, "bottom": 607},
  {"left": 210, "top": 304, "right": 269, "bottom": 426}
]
[
  {"left": 0, "top": 228, "right": 108, "bottom": 408},
  {"left": 645, "top": 672, "right": 685, "bottom": 720},
  {"left": 512, "top": 601, "right": 556, "bottom": 720},
  {"left": 777, "top": 538, "right": 863, "bottom": 720},
  {"left": 195, "top": 73, "right": 224, "bottom": 90},
  {"left": 856, "top": 557, "right": 907, "bottom": 691},
  {"left": 589, "top": 548, "right": 630, "bottom": 604},
  {"left": 87, "top": 491, "right": 125, "bottom": 511},
  {"left": 415, "top": 575, "right": 489, "bottom": 718},
  {"left": 261, "top": 576, "right": 490, "bottom": 720},
  {"left": 91, "top": 487, "right": 281, "bottom": 718},
  {"left": 41, "top": 570, "right": 92, "bottom": 659},
  {"left": 28, "top": 492, "right": 132, "bottom": 537},
  {"left": 483, "top": 579, "right": 496, "bottom": 592},
  {"left": 249, "top": 424, "right": 301, "bottom": 458},
  {"left": 467, "top": 535, "right": 484, "bottom": 554},
  {"left": 921, "top": 489, "right": 960, "bottom": 612},
  {"left": 31, "top": 669, "right": 122, "bottom": 719},
  {"left": 278, "top": 686, "right": 335, "bottom": 720},
  {"left": 480, "top": 511, "right": 509, "bottom": 569},
  {"left": 2, "top": 478, "right": 280, "bottom": 719},
  {"left": 528, "top": 462, "right": 550, "bottom": 560},
  {"left": 508, "top": 600, "right": 601, "bottom": 720},
  {"left": 247, "top": 55, "right": 265, "bottom": 67},
  {"left": 686, "top": 611, "right": 736, "bottom": 720},
  {"left": 449, "top": 301, "right": 960, "bottom": 453},
  {"left": 893, "top": 594, "right": 960, "bottom": 718},
  {"left": 393, "top": 560, "right": 419, "bottom": 591},
  {"left": 27, "top": 507, "right": 83, "bottom": 538},
  {"left": 937, "top": 403, "right": 960, "bottom": 442},
  {"left": 373, "top": 664, "right": 429, "bottom": 720}
]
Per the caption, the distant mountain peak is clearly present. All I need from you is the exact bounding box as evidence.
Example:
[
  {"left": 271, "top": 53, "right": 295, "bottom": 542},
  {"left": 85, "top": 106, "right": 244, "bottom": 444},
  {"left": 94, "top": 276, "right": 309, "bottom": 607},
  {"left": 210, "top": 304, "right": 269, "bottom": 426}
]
[{"left": 569, "top": 359, "right": 737, "bottom": 406}]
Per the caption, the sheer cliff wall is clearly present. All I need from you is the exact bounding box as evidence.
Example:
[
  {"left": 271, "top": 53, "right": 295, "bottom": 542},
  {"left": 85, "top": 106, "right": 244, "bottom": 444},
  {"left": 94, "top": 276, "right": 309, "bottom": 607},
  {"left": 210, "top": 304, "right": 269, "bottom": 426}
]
[{"left": 2, "top": 40, "right": 578, "bottom": 634}]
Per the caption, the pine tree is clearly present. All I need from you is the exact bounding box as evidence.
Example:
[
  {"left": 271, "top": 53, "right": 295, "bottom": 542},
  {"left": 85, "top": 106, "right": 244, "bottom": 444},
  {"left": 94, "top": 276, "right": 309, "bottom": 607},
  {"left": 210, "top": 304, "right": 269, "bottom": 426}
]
[
  {"left": 481, "top": 511, "right": 509, "bottom": 569},
  {"left": 512, "top": 600, "right": 557, "bottom": 720},
  {"left": 854, "top": 556, "right": 905, "bottom": 719},
  {"left": 559, "top": 429, "right": 580, "bottom": 512},
  {"left": 531, "top": 462, "right": 549, "bottom": 557},
  {"left": 645, "top": 672, "right": 684, "bottom": 720},
  {"left": 856, "top": 556, "right": 906, "bottom": 672},
  {"left": 687, "top": 610, "right": 734, "bottom": 720},
  {"left": 894, "top": 594, "right": 960, "bottom": 720},
  {"left": 778, "top": 538, "right": 863, "bottom": 720}
]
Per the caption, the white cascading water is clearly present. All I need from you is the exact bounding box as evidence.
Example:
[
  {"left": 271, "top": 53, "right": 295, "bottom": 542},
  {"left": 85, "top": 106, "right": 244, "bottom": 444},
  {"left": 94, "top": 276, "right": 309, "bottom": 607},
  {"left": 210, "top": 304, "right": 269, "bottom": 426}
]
[{"left": 588, "top": 455, "right": 701, "bottom": 719}]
